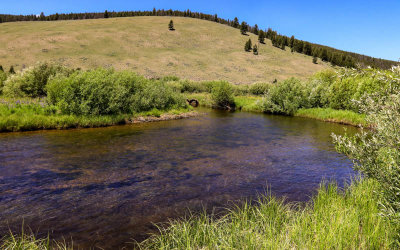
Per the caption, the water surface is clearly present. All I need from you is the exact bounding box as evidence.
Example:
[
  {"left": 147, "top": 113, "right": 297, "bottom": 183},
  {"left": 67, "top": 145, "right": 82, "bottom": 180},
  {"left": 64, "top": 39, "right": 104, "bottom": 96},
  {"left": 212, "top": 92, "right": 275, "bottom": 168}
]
[{"left": 0, "top": 109, "right": 357, "bottom": 248}]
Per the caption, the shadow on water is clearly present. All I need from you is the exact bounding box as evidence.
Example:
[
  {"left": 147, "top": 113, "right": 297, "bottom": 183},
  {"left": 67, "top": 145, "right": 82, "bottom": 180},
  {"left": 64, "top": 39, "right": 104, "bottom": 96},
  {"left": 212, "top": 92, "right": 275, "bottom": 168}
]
[{"left": 0, "top": 108, "right": 358, "bottom": 248}]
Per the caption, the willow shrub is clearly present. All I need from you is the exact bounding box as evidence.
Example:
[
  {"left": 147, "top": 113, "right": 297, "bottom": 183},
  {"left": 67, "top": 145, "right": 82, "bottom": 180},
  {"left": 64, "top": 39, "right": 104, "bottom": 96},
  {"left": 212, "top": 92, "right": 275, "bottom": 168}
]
[
  {"left": 248, "top": 82, "right": 272, "bottom": 95},
  {"left": 2, "top": 62, "right": 72, "bottom": 98},
  {"left": 326, "top": 68, "right": 397, "bottom": 111},
  {"left": 333, "top": 91, "right": 400, "bottom": 228},
  {"left": 306, "top": 69, "right": 337, "bottom": 108},
  {"left": 47, "top": 68, "right": 186, "bottom": 115},
  {"left": 210, "top": 81, "right": 235, "bottom": 109},
  {"left": 261, "top": 78, "right": 309, "bottom": 115}
]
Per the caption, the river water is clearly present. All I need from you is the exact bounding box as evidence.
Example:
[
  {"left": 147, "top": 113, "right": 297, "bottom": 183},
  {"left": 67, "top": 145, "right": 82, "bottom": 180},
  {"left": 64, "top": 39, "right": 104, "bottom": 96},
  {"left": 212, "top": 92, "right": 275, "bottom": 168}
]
[{"left": 0, "top": 109, "right": 357, "bottom": 248}]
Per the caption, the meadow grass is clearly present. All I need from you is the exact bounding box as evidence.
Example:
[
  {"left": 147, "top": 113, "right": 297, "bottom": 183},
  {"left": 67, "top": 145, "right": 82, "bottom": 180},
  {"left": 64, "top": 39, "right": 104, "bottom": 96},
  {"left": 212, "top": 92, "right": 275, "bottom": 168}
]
[
  {"left": 0, "top": 229, "right": 70, "bottom": 250},
  {"left": 0, "top": 101, "right": 192, "bottom": 132},
  {"left": 0, "top": 16, "right": 329, "bottom": 84},
  {"left": 186, "top": 93, "right": 262, "bottom": 111},
  {"left": 140, "top": 178, "right": 396, "bottom": 249},
  {"left": 187, "top": 93, "right": 365, "bottom": 126},
  {"left": 295, "top": 108, "right": 368, "bottom": 127}
]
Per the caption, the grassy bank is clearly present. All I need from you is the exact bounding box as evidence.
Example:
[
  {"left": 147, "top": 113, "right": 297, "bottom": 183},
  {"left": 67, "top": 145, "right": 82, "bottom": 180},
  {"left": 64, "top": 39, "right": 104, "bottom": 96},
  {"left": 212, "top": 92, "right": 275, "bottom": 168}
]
[
  {"left": 140, "top": 179, "right": 396, "bottom": 249},
  {"left": 0, "top": 65, "right": 195, "bottom": 132},
  {"left": 295, "top": 108, "right": 367, "bottom": 127},
  {"left": 186, "top": 93, "right": 367, "bottom": 127},
  {"left": 1, "top": 231, "right": 69, "bottom": 250},
  {"left": 0, "top": 100, "right": 193, "bottom": 132}
]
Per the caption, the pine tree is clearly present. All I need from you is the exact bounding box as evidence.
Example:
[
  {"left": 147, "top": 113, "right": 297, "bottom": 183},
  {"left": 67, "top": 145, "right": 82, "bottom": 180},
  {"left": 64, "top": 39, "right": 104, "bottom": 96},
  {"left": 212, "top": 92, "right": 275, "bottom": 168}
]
[
  {"left": 104, "top": 10, "right": 109, "bottom": 18},
  {"left": 321, "top": 49, "right": 329, "bottom": 61},
  {"left": 271, "top": 36, "right": 278, "bottom": 47},
  {"left": 280, "top": 41, "right": 285, "bottom": 50},
  {"left": 169, "top": 20, "right": 175, "bottom": 30},
  {"left": 233, "top": 17, "right": 239, "bottom": 28},
  {"left": 9, "top": 65, "right": 15, "bottom": 74},
  {"left": 289, "top": 35, "right": 295, "bottom": 48},
  {"left": 244, "top": 39, "right": 252, "bottom": 52},
  {"left": 303, "top": 42, "right": 312, "bottom": 55},
  {"left": 266, "top": 28, "right": 273, "bottom": 39},
  {"left": 258, "top": 30, "right": 265, "bottom": 44},
  {"left": 294, "top": 40, "right": 304, "bottom": 53},
  {"left": 240, "top": 21, "right": 247, "bottom": 35},
  {"left": 253, "top": 24, "right": 259, "bottom": 35},
  {"left": 253, "top": 44, "right": 258, "bottom": 55},
  {"left": 313, "top": 56, "right": 318, "bottom": 64}
]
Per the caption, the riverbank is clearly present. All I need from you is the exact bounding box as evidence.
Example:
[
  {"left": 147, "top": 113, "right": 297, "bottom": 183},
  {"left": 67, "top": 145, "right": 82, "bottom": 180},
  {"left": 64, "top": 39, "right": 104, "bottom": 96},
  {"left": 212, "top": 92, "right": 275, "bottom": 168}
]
[
  {"left": 0, "top": 93, "right": 367, "bottom": 132},
  {"left": 0, "top": 100, "right": 196, "bottom": 132},
  {"left": 295, "top": 108, "right": 368, "bottom": 127},
  {"left": 140, "top": 179, "right": 396, "bottom": 249},
  {"left": 186, "top": 93, "right": 367, "bottom": 127}
]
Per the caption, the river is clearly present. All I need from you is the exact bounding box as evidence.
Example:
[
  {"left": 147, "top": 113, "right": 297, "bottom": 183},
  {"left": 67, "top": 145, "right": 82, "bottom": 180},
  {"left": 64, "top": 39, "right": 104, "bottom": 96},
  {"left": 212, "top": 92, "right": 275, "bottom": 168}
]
[{"left": 0, "top": 109, "right": 357, "bottom": 248}]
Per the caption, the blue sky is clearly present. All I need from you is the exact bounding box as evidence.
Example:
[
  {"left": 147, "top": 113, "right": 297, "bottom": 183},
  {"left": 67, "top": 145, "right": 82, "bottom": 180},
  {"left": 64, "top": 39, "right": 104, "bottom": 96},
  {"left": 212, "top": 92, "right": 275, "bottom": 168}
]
[{"left": 1, "top": 0, "right": 399, "bottom": 61}]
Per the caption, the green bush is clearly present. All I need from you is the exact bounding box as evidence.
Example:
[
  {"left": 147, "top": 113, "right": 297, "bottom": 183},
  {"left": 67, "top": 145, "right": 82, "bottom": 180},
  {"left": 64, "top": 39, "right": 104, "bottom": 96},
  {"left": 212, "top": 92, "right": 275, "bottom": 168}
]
[
  {"left": 164, "top": 80, "right": 184, "bottom": 93},
  {"left": 180, "top": 80, "right": 207, "bottom": 93},
  {"left": 232, "top": 84, "right": 249, "bottom": 96},
  {"left": 0, "top": 70, "right": 7, "bottom": 95},
  {"left": 249, "top": 82, "right": 272, "bottom": 95},
  {"left": 211, "top": 81, "right": 235, "bottom": 109},
  {"left": 261, "top": 78, "right": 309, "bottom": 115},
  {"left": 132, "top": 81, "right": 185, "bottom": 112},
  {"left": 160, "top": 75, "right": 180, "bottom": 82},
  {"left": 2, "top": 62, "right": 71, "bottom": 97},
  {"left": 306, "top": 70, "right": 337, "bottom": 108},
  {"left": 47, "top": 68, "right": 185, "bottom": 115},
  {"left": 333, "top": 91, "right": 400, "bottom": 227},
  {"left": 328, "top": 77, "right": 359, "bottom": 110}
]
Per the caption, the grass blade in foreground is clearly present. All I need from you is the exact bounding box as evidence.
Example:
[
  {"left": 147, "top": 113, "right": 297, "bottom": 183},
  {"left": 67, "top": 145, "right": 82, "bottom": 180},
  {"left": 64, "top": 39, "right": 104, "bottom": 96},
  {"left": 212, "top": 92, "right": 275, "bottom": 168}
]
[{"left": 140, "top": 179, "right": 396, "bottom": 249}]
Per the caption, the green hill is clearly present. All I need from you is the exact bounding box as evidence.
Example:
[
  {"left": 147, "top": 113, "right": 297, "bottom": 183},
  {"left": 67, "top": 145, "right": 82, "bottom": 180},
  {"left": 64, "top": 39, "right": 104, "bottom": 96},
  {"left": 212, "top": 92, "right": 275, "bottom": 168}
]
[{"left": 0, "top": 16, "right": 330, "bottom": 84}]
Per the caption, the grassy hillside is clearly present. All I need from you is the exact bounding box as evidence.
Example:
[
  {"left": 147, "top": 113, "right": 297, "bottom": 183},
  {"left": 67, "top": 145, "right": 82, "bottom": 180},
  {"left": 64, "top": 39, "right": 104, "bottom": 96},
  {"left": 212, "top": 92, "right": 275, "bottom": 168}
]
[{"left": 0, "top": 16, "right": 329, "bottom": 84}]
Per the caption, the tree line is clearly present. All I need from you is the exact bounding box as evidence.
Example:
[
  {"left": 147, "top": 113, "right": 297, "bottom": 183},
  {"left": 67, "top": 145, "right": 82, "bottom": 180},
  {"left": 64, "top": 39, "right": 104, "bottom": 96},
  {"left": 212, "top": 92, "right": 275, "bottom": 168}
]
[{"left": 0, "top": 8, "right": 397, "bottom": 69}]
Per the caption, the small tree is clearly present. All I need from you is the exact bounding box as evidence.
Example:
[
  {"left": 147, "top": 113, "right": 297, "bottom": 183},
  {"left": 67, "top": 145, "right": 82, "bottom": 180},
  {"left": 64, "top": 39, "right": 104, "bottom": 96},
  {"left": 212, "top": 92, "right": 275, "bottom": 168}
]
[
  {"left": 280, "top": 42, "right": 285, "bottom": 50},
  {"left": 258, "top": 30, "right": 265, "bottom": 44},
  {"left": 169, "top": 20, "right": 175, "bottom": 31},
  {"left": 240, "top": 21, "right": 247, "bottom": 35},
  {"left": 244, "top": 39, "right": 252, "bottom": 52},
  {"left": 0, "top": 65, "right": 3, "bottom": 72},
  {"left": 233, "top": 17, "right": 239, "bottom": 28},
  {"left": 253, "top": 24, "right": 259, "bottom": 35},
  {"left": 104, "top": 10, "right": 109, "bottom": 18},
  {"left": 39, "top": 12, "right": 45, "bottom": 21},
  {"left": 9, "top": 65, "right": 15, "bottom": 74},
  {"left": 313, "top": 56, "right": 318, "bottom": 64},
  {"left": 211, "top": 81, "right": 235, "bottom": 109},
  {"left": 289, "top": 35, "right": 295, "bottom": 48},
  {"left": 321, "top": 48, "right": 329, "bottom": 61},
  {"left": 253, "top": 44, "right": 258, "bottom": 55}
]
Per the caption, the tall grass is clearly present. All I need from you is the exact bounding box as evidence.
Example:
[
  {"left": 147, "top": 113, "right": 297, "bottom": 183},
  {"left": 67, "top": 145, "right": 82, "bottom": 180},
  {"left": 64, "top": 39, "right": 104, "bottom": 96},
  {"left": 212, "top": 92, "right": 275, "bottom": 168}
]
[
  {"left": 140, "top": 179, "right": 396, "bottom": 249},
  {"left": 1, "top": 229, "right": 70, "bottom": 250},
  {"left": 296, "top": 108, "right": 367, "bottom": 127},
  {"left": 0, "top": 102, "right": 191, "bottom": 132}
]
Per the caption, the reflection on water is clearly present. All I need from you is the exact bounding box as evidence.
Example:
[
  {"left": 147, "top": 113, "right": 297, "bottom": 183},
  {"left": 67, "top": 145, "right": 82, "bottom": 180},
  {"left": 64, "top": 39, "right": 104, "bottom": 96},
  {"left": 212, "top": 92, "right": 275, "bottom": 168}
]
[{"left": 0, "top": 109, "right": 357, "bottom": 248}]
